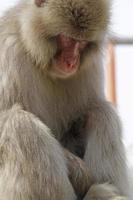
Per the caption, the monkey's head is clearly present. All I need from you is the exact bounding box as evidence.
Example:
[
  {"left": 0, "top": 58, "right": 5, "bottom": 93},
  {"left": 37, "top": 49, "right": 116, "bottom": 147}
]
[{"left": 21, "top": 0, "right": 110, "bottom": 78}]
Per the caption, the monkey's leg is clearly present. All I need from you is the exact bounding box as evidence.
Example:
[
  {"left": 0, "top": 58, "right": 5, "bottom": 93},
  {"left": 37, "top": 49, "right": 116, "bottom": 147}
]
[
  {"left": 64, "top": 150, "right": 126, "bottom": 200},
  {"left": 0, "top": 105, "right": 76, "bottom": 200},
  {"left": 83, "top": 100, "right": 129, "bottom": 200},
  {"left": 64, "top": 149, "right": 93, "bottom": 198}
]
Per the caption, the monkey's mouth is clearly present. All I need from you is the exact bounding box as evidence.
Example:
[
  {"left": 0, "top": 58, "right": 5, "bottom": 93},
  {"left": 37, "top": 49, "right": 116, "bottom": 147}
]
[{"left": 54, "top": 34, "right": 88, "bottom": 75}]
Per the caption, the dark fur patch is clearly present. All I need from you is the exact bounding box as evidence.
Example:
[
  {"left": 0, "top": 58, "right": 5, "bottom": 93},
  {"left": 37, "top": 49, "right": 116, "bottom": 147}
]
[{"left": 61, "top": 114, "right": 88, "bottom": 158}]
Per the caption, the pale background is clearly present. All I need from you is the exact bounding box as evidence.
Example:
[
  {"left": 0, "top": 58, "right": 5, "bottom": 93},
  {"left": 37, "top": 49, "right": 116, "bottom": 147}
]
[{"left": 112, "top": 0, "right": 133, "bottom": 147}]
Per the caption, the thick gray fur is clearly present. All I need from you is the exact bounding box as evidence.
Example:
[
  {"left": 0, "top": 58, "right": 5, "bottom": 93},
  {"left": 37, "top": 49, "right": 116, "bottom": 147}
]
[{"left": 0, "top": 0, "right": 129, "bottom": 199}]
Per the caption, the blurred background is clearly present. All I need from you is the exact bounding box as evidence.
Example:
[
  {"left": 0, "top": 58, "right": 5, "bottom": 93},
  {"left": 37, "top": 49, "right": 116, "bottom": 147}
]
[{"left": 0, "top": 0, "right": 133, "bottom": 196}]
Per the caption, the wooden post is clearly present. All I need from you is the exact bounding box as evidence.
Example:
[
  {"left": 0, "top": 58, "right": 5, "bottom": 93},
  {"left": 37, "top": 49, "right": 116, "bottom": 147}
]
[{"left": 106, "top": 43, "right": 117, "bottom": 105}]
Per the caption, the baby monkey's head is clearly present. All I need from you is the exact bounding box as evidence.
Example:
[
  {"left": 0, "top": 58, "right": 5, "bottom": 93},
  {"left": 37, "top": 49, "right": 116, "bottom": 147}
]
[{"left": 21, "top": 0, "right": 110, "bottom": 78}]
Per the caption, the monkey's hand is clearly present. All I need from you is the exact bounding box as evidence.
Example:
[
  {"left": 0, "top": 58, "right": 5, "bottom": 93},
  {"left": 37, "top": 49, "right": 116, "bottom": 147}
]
[
  {"left": 83, "top": 183, "right": 128, "bottom": 200},
  {"left": 63, "top": 149, "right": 93, "bottom": 198}
]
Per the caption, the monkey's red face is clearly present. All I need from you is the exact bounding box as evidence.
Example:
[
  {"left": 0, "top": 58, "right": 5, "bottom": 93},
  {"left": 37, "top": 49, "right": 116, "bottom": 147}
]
[
  {"left": 27, "top": 0, "right": 110, "bottom": 78},
  {"left": 53, "top": 34, "right": 88, "bottom": 76}
]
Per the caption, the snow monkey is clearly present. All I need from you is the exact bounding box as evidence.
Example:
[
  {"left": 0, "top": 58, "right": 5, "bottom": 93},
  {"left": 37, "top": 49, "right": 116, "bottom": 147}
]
[{"left": 0, "top": 0, "right": 129, "bottom": 199}]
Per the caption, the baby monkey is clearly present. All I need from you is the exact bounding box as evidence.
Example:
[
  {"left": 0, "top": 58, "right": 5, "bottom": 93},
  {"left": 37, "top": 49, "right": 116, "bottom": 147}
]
[{"left": 0, "top": 0, "right": 129, "bottom": 199}]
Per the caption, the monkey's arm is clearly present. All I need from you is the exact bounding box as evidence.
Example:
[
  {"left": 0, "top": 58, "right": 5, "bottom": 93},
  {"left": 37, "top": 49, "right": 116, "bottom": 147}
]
[
  {"left": 83, "top": 100, "right": 129, "bottom": 198},
  {"left": 64, "top": 148, "right": 93, "bottom": 198}
]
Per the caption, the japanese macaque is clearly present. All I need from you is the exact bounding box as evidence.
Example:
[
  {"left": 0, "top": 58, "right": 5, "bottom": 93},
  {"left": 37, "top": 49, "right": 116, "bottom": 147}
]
[{"left": 0, "top": 0, "right": 129, "bottom": 199}]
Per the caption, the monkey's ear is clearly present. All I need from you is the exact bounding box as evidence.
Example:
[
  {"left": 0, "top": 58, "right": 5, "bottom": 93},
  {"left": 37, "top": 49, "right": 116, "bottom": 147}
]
[{"left": 35, "top": 0, "right": 46, "bottom": 7}]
